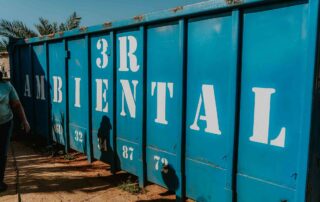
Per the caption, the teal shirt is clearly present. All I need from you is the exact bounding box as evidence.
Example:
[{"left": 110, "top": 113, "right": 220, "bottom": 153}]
[{"left": 0, "top": 81, "right": 19, "bottom": 124}]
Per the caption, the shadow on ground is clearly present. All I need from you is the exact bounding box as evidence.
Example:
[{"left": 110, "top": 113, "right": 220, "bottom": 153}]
[{"left": 0, "top": 140, "right": 179, "bottom": 202}]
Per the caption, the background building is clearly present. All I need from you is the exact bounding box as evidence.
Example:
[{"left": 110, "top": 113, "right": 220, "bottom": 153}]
[{"left": 0, "top": 51, "right": 10, "bottom": 79}]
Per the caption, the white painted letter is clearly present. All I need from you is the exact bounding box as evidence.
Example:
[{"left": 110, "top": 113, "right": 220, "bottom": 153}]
[
  {"left": 95, "top": 79, "right": 108, "bottom": 112},
  {"left": 74, "top": 78, "right": 81, "bottom": 108},
  {"left": 120, "top": 80, "right": 138, "bottom": 118},
  {"left": 53, "top": 76, "right": 63, "bottom": 103},
  {"left": 151, "top": 82, "right": 174, "bottom": 125},
  {"left": 24, "top": 74, "right": 31, "bottom": 97},
  {"left": 250, "top": 87, "right": 286, "bottom": 147},
  {"left": 118, "top": 36, "right": 139, "bottom": 72},
  {"left": 190, "top": 85, "right": 221, "bottom": 135},
  {"left": 35, "top": 75, "right": 46, "bottom": 100},
  {"left": 96, "top": 38, "right": 108, "bottom": 68}
]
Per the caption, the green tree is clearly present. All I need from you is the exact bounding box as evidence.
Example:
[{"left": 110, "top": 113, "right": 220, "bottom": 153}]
[
  {"left": 0, "top": 39, "right": 7, "bottom": 52},
  {"left": 35, "top": 12, "right": 81, "bottom": 35},
  {"left": 0, "top": 12, "right": 81, "bottom": 51}
]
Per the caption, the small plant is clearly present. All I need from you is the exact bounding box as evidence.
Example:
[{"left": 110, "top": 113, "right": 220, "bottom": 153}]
[
  {"left": 118, "top": 176, "right": 144, "bottom": 194},
  {"left": 63, "top": 153, "right": 75, "bottom": 161}
]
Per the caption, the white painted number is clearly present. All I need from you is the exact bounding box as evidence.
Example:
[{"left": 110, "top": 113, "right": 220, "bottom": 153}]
[
  {"left": 122, "top": 145, "right": 134, "bottom": 160},
  {"left": 153, "top": 155, "right": 168, "bottom": 171},
  {"left": 53, "top": 123, "right": 63, "bottom": 135},
  {"left": 74, "top": 130, "right": 83, "bottom": 143},
  {"left": 96, "top": 38, "right": 108, "bottom": 69}
]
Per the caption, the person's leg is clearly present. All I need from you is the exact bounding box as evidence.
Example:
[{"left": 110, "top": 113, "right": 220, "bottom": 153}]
[{"left": 0, "top": 120, "right": 13, "bottom": 191}]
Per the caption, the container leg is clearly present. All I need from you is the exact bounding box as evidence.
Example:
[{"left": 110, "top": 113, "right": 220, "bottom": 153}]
[
  {"left": 175, "top": 172, "right": 185, "bottom": 202},
  {"left": 138, "top": 159, "right": 146, "bottom": 188}
]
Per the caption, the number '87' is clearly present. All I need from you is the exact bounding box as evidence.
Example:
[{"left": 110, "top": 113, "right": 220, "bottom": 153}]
[{"left": 122, "top": 145, "right": 134, "bottom": 160}]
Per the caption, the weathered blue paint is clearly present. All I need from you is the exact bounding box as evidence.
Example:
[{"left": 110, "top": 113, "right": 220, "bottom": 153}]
[
  {"left": 19, "top": 46, "right": 34, "bottom": 129},
  {"left": 116, "top": 27, "right": 145, "bottom": 185},
  {"left": 67, "top": 38, "right": 90, "bottom": 156},
  {"left": 237, "top": 3, "right": 317, "bottom": 201},
  {"left": 185, "top": 11, "right": 238, "bottom": 202},
  {"left": 32, "top": 44, "right": 49, "bottom": 140},
  {"left": 49, "top": 41, "right": 67, "bottom": 146},
  {"left": 9, "top": 0, "right": 320, "bottom": 201},
  {"left": 90, "top": 33, "right": 116, "bottom": 170},
  {"left": 146, "top": 21, "right": 183, "bottom": 197}
]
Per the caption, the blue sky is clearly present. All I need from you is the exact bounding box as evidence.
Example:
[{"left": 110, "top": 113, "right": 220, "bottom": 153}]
[{"left": 0, "top": 0, "right": 206, "bottom": 30}]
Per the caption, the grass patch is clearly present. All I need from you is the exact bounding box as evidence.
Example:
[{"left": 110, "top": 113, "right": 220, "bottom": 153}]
[
  {"left": 63, "top": 153, "right": 75, "bottom": 161},
  {"left": 118, "top": 176, "right": 145, "bottom": 195}
]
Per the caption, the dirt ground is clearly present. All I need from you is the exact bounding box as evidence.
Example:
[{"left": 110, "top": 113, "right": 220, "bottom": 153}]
[{"left": 0, "top": 140, "right": 189, "bottom": 202}]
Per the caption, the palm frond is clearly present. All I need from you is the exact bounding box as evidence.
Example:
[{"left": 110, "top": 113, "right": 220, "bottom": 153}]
[
  {"left": 0, "top": 12, "right": 81, "bottom": 40},
  {"left": 35, "top": 17, "right": 59, "bottom": 36},
  {"left": 0, "top": 38, "right": 8, "bottom": 51},
  {"left": 0, "top": 19, "right": 37, "bottom": 38},
  {"left": 63, "top": 12, "right": 81, "bottom": 31}
]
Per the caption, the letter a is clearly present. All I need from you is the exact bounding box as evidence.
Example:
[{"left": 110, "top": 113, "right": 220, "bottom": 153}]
[{"left": 190, "top": 84, "right": 221, "bottom": 135}]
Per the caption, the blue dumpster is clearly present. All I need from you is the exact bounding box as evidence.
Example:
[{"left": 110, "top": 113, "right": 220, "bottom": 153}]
[{"left": 9, "top": 0, "right": 320, "bottom": 201}]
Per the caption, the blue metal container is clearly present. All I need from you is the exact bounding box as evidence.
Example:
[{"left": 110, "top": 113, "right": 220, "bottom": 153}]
[
  {"left": 237, "top": 3, "right": 317, "bottom": 201},
  {"left": 9, "top": 0, "right": 320, "bottom": 201},
  {"left": 32, "top": 44, "right": 49, "bottom": 140},
  {"left": 90, "top": 33, "right": 116, "bottom": 170},
  {"left": 116, "top": 28, "right": 145, "bottom": 185},
  {"left": 146, "top": 21, "right": 184, "bottom": 197},
  {"left": 185, "top": 12, "right": 238, "bottom": 201},
  {"left": 67, "top": 37, "right": 91, "bottom": 160},
  {"left": 48, "top": 40, "right": 67, "bottom": 146},
  {"left": 19, "top": 46, "right": 34, "bottom": 130}
]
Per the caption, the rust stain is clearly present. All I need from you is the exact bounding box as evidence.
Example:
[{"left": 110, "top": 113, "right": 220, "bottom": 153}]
[
  {"left": 103, "top": 22, "right": 112, "bottom": 27},
  {"left": 58, "top": 31, "right": 64, "bottom": 36},
  {"left": 225, "top": 0, "right": 242, "bottom": 5},
  {"left": 133, "top": 15, "right": 144, "bottom": 21},
  {"left": 47, "top": 33, "right": 55, "bottom": 38},
  {"left": 171, "top": 6, "right": 183, "bottom": 13},
  {"left": 79, "top": 26, "right": 87, "bottom": 32}
]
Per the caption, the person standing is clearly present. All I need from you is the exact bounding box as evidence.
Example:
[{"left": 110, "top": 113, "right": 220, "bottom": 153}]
[{"left": 0, "top": 71, "right": 30, "bottom": 192}]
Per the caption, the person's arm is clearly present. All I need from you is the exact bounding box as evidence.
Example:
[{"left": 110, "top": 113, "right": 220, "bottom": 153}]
[
  {"left": 8, "top": 83, "right": 30, "bottom": 133},
  {"left": 10, "top": 100, "right": 30, "bottom": 133}
]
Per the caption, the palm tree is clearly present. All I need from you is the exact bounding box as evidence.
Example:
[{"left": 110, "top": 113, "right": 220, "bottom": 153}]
[
  {"left": 0, "top": 12, "right": 81, "bottom": 51},
  {"left": 34, "top": 18, "right": 59, "bottom": 36},
  {"left": 35, "top": 12, "right": 81, "bottom": 35},
  {"left": 0, "top": 20, "right": 37, "bottom": 39},
  {"left": 0, "top": 39, "right": 8, "bottom": 52}
]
